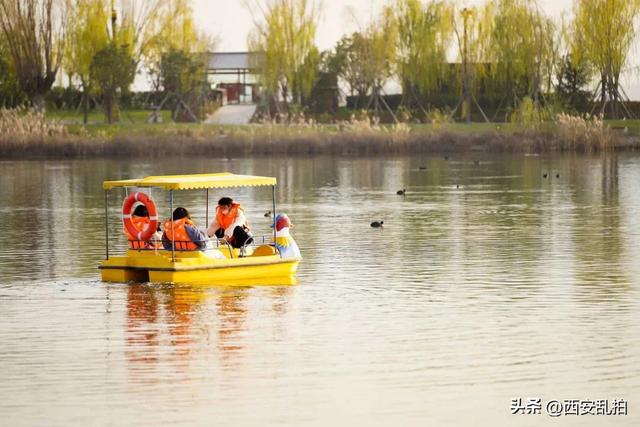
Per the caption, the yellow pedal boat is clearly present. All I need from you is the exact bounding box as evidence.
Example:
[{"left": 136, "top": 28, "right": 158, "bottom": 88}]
[{"left": 99, "top": 173, "right": 301, "bottom": 285}]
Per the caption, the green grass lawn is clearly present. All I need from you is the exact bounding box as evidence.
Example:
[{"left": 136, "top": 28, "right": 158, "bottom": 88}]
[
  {"left": 44, "top": 108, "right": 640, "bottom": 138},
  {"left": 607, "top": 119, "right": 638, "bottom": 133},
  {"left": 47, "top": 109, "right": 230, "bottom": 138},
  {"left": 48, "top": 109, "right": 174, "bottom": 125}
]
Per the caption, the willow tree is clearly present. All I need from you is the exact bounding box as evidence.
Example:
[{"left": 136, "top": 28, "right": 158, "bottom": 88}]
[
  {"left": 246, "top": 0, "right": 321, "bottom": 111},
  {"left": 394, "top": 0, "right": 453, "bottom": 113},
  {"left": 0, "top": 0, "right": 68, "bottom": 112},
  {"left": 450, "top": 3, "right": 495, "bottom": 122},
  {"left": 486, "top": 0, "right": 558, "bottom": 115},
  {"left": 359, "top": 6, "right": 398, "bottom": 119},
  {"left": 145, "top": 0, "right": 212, "bottom": 93},
  {"left": 113, "top": 0, "right": 168, "bottom": 62},
  {"left": 88, "top": 0, "right": 167, "bottom": 122},
  {"left": 0, "top": 36, "right": 24, "bottom": 106},
  {"left": 64, "top": 0, "right": 110, "bottom": 123},
  {"left": 571, "top": 0, "right": 640, "bottom": 118},
  {"left": 151, "top": 0, "right": 200, "bottom": 51}
]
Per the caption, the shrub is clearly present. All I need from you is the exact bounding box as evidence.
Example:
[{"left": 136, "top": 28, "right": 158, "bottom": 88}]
[
  {"left": 397, "top": 106, "right": 412, "bottom": 123},
  {"left": 510, "top": 97, "right": 553, "bottom": 129},
  {"left": 428, "top": 108, "right": 453, "bottom": 129}
]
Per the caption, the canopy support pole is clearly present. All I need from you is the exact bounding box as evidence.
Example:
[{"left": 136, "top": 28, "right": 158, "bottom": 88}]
[
  {"left": 205, "top": 189, "right": 209, "bottom": 225},
  {"left": 170, "top": 190, "right": 175, "bottom": 262},
  {"left": 104, "top": 190, "right": 109, "bottom": 260},
  {"left": 272, "top": 185, "right": 279, "bottom": 257}
]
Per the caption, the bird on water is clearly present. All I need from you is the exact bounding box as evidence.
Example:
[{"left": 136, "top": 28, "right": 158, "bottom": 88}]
[
  {"left": 370, "top": 221, "right": 384, "bottom": 228},
  {"left": 396, "top": 189, "right": 406, "bottom": 195}
]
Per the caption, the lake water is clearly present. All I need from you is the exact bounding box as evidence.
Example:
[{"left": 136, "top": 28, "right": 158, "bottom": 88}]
[{"left": 1, "top": 155, "right": 639, "bottom": 426}]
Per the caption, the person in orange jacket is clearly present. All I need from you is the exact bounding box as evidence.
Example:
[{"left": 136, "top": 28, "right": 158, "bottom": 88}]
[
  {"left": 125, "top": 205, "right": 161, "bottom": 249},
  {"left": 207, "top": 197, "right": 253, "bottom": 248},
  {"left": 162, "top": 207, "right": 208, "bottom": 251}
]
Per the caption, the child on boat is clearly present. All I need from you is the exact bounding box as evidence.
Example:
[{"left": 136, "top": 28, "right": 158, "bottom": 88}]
[
  {"left": 162, "top": 207, "right": 208, "bottom": 251},
  {"left": 207, "top": 197, "right": 253, "bottom": 248},
  {"left": 125, "top": 205, "right": 162, "bottom": 249}
]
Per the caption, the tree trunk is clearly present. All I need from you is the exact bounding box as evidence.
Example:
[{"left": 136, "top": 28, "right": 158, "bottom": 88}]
[
  {"left": 281, "top": 84, "right": 289, "bottom": 114},
  {"left": 81, "top": 79, "right": 89, "bottom": 125},
  {"left": 599, "top": 74, "right": 607, "bottom": 116},
  {"left": 612, "top": 73, "right": 621, "bottom": 119},
  {"left": 83, "top": 93, "right": 89, "bottom": 125},
  {"left": 31, "top": 93, "right": 46, "bottom": 114},
  {"left": 610, "top": 81, "right": 618, "bottom": 119},
  {"left": 105, "top": 91, "right": 113, "bottom": 124}
]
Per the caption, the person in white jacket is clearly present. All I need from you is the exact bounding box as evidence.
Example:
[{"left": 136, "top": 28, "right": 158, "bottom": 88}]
[{"left": 207, "top": 197, "right": 253, "bottom": 248}]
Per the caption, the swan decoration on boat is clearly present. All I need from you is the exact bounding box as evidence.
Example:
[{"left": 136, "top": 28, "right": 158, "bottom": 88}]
[{"left": 272, "top": 213, "right": 301, "bottom": 259}]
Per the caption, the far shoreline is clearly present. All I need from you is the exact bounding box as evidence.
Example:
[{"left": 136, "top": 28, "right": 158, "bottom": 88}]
[{"left": 1, "top": 122, "right": 637, "bottom": 160}]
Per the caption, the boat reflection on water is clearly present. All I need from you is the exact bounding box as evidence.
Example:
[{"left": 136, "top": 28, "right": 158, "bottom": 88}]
[
  {"left": 126, "top": 284, "right": 161, "bottom": 367},
  {"left": 182, "top": 276, "right": 299, "bottom": 288},
  {"left": 124, "top": 277, "right": 298, "bottom": 378}
]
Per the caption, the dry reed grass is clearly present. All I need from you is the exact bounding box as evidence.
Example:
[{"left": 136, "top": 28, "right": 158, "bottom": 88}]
[
  {"left": 0, "top": 107, "right": 68, "bottom": 141},
  {"left": 553, "top": 113, "right": 614, "bottom": 152},
  {"left": 0, "top": 108, "right": 633, "bottom": 159}
]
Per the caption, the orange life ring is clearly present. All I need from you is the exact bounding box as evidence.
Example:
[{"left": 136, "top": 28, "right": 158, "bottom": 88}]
[{"left": 122, "top": 192, "right": 159, "bottom": 242}]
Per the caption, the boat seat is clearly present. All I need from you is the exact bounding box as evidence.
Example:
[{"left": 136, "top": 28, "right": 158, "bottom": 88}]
[
  {"left": 217, "top": 246, "right": 240, "bottom": 258},
  {"left": 252, "top": 245, "right": 276, "bottom": 257}
]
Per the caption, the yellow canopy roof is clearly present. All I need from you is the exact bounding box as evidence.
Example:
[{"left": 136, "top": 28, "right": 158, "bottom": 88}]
[{"left": 103, "top": 173, "right": 277, "bottom": 190}]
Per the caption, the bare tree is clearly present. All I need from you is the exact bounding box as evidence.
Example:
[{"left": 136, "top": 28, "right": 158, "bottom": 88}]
[{"left": 0, "top": 0, "right": 67, "bottom": 112}]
